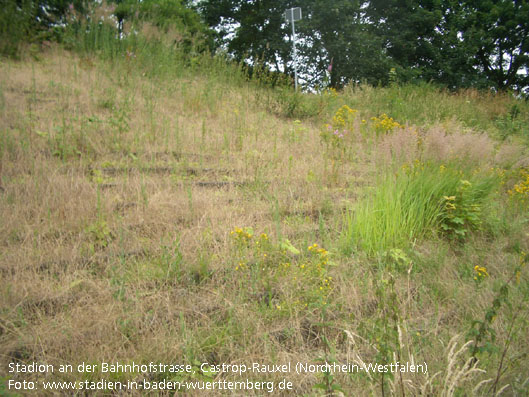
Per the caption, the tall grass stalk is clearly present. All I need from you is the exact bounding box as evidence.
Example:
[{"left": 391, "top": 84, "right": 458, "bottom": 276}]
[{"left": 341, "top": 163, "right": 499, "bottom": 255}]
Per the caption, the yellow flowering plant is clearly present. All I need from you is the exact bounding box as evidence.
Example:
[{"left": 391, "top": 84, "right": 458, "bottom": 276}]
[
  {"left": 230, "top": 226, "right": 254, "bottom": 246},
  {"left": 473, "top": 265, "right": 489, "bottom": 284},
  {"left": 230, "top": 228, "right": 334, "bottom": 312},
  {"left": 507, "top": 168, "right": 529, "bottom": 204},
  {"left": 320, "top": 105, "right": 358, "bottom": 150},
  {"left": 371, "top": 113, "right": 404, "bottom": 135}
]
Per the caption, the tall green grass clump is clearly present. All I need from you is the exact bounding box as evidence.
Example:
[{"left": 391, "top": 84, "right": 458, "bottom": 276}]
[{"left": 341, "top": 162, "right": 501, "bottom": 255}]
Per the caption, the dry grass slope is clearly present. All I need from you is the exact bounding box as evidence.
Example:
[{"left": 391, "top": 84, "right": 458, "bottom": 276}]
[{"left": 1, "top": 48, "right": 529, "bottom": 396}]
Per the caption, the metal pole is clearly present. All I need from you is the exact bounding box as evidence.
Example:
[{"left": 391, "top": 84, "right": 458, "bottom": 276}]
[{"left": 290, "top": 8, "right": 298, "bottom": 91}]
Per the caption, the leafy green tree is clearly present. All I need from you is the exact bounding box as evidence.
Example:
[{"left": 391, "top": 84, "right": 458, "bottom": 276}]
[
  {"left": 366, "top": 0, "right": 529, "bottom": 91},
  {"left": 458, "top": 0, "right": 529, "bottom": 91},
  {"left": 296, "top": 0, "right": 391, "bottom": 88},
  {"left": 1, "top": 0, "right": 88, "bottom": 57},
  {"left": 36, "top": 0, "right": 88, "bottom": 27},
  {"left": 1, "top": 1, "right": 34, "bottom": 57},
  {"left": 366, "top": 0, "right": 448, "bottom": 82},
  {"left": 199, "top": 0, "right": 294, "bottom": 72},
  {"left": 426, "top": 0, "right": 484, "bottom": 88},
  {"left": 199, "top": 0, "right": 391, "bottom": 88},
  {"left": 199, "top": 0, "right": 528, "bottom": 91}
]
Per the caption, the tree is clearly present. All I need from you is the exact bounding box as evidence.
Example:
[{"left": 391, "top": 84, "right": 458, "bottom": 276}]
[
  {"left": 458, "top": 0, "right": 529, "bottom": 91},
  {"left": 427, "top": 0, "right": 483, "bottom": 88},
  {"left": 1, "top": 1, "right": 34, "bottom": 57},
  {"left": 296, "top": 0, "right": 391, "bottom": 88},
  {"left": 199, "top": 0, "right": 391, "bottom": 88},
  {"left": 199, "top": 0, "right": 529, "bottom": 91},
  {"left": 366, "top": 0, "right": 447, "bottom": 82},
  {"left": 1, "top": 0, "right": 89, "bottom": 57},
  {"left": 199, "top": 0, "right": 294, "bottom": 72},
  {"left": 366, "top": 0, "right": 529, "bottom": 91}
]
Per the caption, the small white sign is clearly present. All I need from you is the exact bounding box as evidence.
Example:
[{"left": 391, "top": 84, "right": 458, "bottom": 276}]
[{"left": 284, "top": 7, "right": 302, "bottom": 22}]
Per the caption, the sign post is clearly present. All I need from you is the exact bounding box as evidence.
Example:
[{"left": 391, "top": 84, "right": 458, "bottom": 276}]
[{"left": 284, "top": 7, "right": 302, "bottom": 91}]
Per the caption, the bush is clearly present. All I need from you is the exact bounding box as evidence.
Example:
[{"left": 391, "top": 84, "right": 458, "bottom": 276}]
[{"left": 0, "top": 1, "right": 34, "bottom": 58}]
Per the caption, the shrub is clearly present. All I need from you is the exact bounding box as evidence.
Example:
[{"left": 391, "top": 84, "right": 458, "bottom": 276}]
[{"left": 0, "top": 1, "right": 34, "bottom": 58}]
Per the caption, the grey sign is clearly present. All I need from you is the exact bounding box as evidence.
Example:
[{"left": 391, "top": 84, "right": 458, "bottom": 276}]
[{"left": 284, "top": 7, "right": 302, "bottom": 22}]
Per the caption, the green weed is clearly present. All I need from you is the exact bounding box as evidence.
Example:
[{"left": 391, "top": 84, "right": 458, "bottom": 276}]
[{"left": 84, "top": 219, "right": 114, "bottom": 254}]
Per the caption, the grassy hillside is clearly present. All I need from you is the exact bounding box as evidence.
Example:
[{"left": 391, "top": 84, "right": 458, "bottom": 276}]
[{"left": 1, "top": 40, "right": 529, "bottom": 396}]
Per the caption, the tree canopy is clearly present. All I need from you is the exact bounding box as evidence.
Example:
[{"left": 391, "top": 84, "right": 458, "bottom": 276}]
[{"left": 198, "top": 0, "right": 529, "bottom": 92}]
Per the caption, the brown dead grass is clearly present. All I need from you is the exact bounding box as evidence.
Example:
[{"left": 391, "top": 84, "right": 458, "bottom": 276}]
[
  {"left": 0, "top": 49, "right": 347, "bottom": 390},
  {"left": 1, "top": 49, "right": 528, "bottom": 395},
  {"left": 421, "top": 125, "right": 496, "bottom": 166}
]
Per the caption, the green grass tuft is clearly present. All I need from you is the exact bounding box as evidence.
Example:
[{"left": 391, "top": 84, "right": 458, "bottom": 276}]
[{"left": 341, "top": 162, "right": 501, "bottom": 255}]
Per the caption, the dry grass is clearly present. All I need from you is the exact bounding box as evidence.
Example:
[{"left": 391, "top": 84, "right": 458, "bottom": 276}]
[
  {"left": 421, "top": 125, "right": 496, "bottom": 166},
  {"left": 1, "top": 48, "right": 529, "bottom": 396}
]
